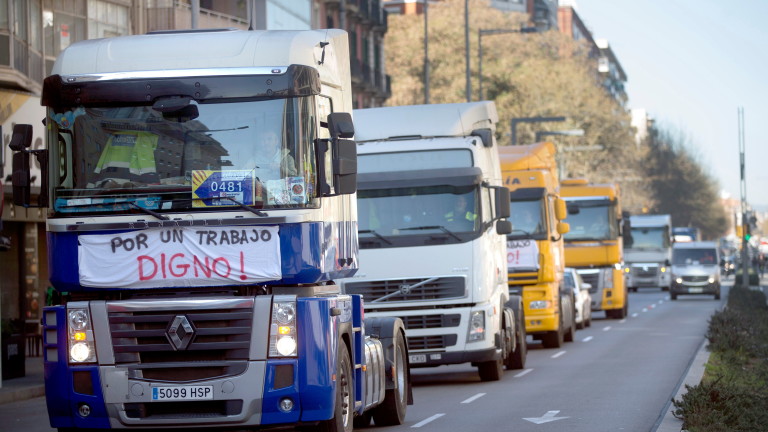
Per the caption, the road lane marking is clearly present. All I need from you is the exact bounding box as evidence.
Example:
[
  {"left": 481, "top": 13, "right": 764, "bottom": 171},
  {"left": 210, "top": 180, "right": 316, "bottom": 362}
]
[
  {"left": 461, "top": 393, "right": 486, "bottom": 404},
  {"left": 603, "top": 326, "right": 612, "bottom": 331},
  {"left": 582, "top": 336, "right": 593, "bottom": 342},
  {"left": 642, "top": 308, "right": 648, "bottom": 312},
  {"left": 620, "top": 319, "right": 627, "bottom": 323},
  {"left": 658, "top": 300, "right": 664, "bottom": 304},
  {"left": 632, "top": 313, "right": 639, "bottom": 318},
  {"left": 412, "top": 414, "right": 445, "bottom": 428},
  {"left": 523, "top": 410, "right": 569, "bottom": 424},
  {"left": 650, "top": 304, "right": 656, "bottom": 309},
  {"left": 551, "top": 351, "right": 566, "bottom": 358},
  {"left": 514, "top": 369, "right": 533, "bottom": 378}
]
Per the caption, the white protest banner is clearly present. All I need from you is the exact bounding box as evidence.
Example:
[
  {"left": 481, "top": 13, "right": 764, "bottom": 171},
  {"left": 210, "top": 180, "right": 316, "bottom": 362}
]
[
  {"left": 507, "top": 239, "right": 540, "bottom": 270},
  {"left": 78, "top": 226, "right": 281, "bottom": 288}
]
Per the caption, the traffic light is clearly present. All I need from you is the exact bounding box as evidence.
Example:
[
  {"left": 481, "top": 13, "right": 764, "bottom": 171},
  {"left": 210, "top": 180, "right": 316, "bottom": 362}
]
[{"left": 745, "top": 223, "right": 752, "bottom": 241}]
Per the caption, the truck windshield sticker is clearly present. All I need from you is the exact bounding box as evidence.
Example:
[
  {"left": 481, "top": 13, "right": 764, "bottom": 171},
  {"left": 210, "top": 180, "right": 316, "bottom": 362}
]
[
  {"left": 78, "top": 226, "right": 281, "bottom": 288},
  {"left": 508, "top": 239, "right": 540, "bottom": 270},
  {"left": 266, "top": 176, "right": 307, "bottom": 205},
  {"left": 192, "top": 170, "right": 258, "bottom": 207}
]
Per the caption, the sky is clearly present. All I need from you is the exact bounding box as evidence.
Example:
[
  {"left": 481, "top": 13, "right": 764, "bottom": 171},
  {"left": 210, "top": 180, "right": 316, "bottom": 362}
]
[{"left": 570, "top": 0, "right": 768, "bottom": 209}]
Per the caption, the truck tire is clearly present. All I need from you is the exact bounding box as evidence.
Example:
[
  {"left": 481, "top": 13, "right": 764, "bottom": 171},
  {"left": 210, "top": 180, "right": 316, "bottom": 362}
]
[
  {"left": 477, "top": 356, "right": 503, "bottom": 381},
  {"left": 564, "top": 310, "right": 575, "bottom": 342},
  {"left": 542, "top": 307, "right": 564, "bottom": 349},
  {"left": 506, "top": 308, "right": 527, "bottom": 370},
  {"left": 372, "top": 329, "right": 408, "bottom": 426},
  {"left": 318, "top": 342, "right": 353, "bottom": 432}
]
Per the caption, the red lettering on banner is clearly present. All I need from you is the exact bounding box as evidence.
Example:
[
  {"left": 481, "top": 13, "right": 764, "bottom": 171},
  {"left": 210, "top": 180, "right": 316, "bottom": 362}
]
[
  {"left": 193, "top": 256, "right": 212, "bottom": 278},
  {"left": 169, "top": 253, "right": 189, "bottom": 277},
  {"left": 212, "top": 257, "right": 231, "bottom": 278},
  {"left": 136, "top": 253, "right": 241, "bottom": 281},
  {"left": 138, "top": 256, "right": 159, "bottom": 281}
]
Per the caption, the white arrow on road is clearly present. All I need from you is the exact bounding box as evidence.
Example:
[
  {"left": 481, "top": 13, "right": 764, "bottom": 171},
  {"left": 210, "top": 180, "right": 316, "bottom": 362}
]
[{"left": 523, "top": 410, "right": 569, "bottom": 424}]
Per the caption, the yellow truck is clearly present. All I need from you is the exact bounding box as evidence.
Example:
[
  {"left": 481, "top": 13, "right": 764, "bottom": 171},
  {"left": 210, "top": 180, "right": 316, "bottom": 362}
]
[
  {"left": 560, "top": 178, "right": 629, "bottom": 319},
  {"left": 499, "top": 143, "right": 574, "bottom": 349}
]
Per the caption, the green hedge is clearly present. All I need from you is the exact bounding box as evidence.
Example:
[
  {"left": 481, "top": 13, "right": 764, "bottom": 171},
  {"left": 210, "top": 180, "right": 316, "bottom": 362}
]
[{"left": 672, "top": 286, "right": 768, "bottom": 431}]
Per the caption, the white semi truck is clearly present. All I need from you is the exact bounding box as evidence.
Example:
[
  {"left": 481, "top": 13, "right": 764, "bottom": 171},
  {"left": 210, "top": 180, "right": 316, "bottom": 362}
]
[
  {"left": 624, "top": 214, "right": 674, "bottom": 291},
  {"left": 339, "top": 102, "right": 527, "bottom": 381},
  {"left": 9, "top": 28, "right": 411, "bottom": 431}
]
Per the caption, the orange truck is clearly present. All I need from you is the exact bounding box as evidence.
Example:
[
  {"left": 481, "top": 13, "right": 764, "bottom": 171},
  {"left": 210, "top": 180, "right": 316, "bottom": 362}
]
[
  {"left": 560, "top": 178, "right": 629, "bottom": 319},
  {"left": 499, "top": 143, "right": 575, "bottom": 348}
]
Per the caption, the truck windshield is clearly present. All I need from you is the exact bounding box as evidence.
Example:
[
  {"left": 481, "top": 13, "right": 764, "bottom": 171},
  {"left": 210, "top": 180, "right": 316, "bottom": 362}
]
[
  {"left": 629, "top": 227, "right": 670, "bottom": 249},
  {"left": 508, "top": 198, "right": 546, "bottom": 239},
  {"left": 672, "top": 248, "right": 717, "bottom": 265},
  {"left": 49, "top": 97, "right": 318, "bottom": 215},
  {"left": 563, "top": 200, "right": 617, "bottom": 241},
  {"left": 358, "top": 185, "right": 479, "bottom": 246}
]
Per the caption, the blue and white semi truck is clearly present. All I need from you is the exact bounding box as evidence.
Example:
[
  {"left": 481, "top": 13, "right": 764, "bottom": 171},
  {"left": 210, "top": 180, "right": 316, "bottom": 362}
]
[{"left": 8, "top": 29, "right": 409, "bottom": 432}]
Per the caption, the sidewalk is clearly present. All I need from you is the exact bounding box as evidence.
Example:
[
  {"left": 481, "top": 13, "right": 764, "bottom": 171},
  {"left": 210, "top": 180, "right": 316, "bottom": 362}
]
[{"left": 0, "top": 355, "right": 44, "bottom": 404}]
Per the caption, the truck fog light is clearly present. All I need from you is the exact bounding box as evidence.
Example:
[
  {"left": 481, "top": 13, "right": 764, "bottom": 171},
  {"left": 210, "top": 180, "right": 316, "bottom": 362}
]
[
  {"left": 529, "top": 300, "right": 550, "bottom": 309},
  {"left": 660, "top": 267, "right": 667, "bottom": 273},
  {"left": 624, "top": 267, "right": 630, "bottom": 273},
  {"left": 276, "top": 336, "right": 297, "bottom": 356},
  {"left": 279, "top": 397, "right": 295, "bottom": 413},
  {"left": 78, "top": 403, "right": 91, "bottom": 417},
  {"left": 71, "top": 342, "right": 93, "bottom": 363}
]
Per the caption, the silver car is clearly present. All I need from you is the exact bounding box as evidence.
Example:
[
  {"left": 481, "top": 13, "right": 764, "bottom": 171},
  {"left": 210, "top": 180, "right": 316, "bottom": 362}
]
[
  {"left": 670, "top": 241, "right": 721, "bottom": 300},
  {"left": 565, "top": 267, "right": 592, "bottom": 329}
]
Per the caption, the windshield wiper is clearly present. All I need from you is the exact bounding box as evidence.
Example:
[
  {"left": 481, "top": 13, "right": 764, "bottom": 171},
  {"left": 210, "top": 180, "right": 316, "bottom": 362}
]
[
  {"left": 398, "top": 225, "right": 462, "bottom": 242},
  {"left": 359, "top": 229, "right": 392, "bottom": 245},
  {"left": 215, "top": 196, "right": 267, "bottom": 217},
  {"left": 125, "top": 201, "right": 169, "bottom": 220},
  {"left": 56, "top": 200, "right": 169, "bottom": 220},
  {"left": 507, "top": 228, "right": 533, "bottom": 238}
]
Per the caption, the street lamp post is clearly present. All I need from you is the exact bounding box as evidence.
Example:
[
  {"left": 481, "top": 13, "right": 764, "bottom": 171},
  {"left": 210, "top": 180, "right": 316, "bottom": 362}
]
[
  {"left": 424, "top": 0, "right": 429, "bottom": 104},
  {"left": 510, "top": 116, "right": 566, "bottom": 146},
  {"left": 535, "top": 129, "right": 588, "bottom": 179},
  {"left": 478, "top": 27, "right": 536, "bottom": 101},
  {"left": 464, "top": 0, "right": 470, "bottom": 102}
]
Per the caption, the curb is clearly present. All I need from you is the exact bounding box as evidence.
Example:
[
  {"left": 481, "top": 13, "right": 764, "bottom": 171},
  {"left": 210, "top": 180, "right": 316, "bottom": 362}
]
[
  {"left": 653, "top": 338, "right": 710, "bottom": 432},
  {"left": 0, "top": 384, "right": 45, "bottom": 405}
]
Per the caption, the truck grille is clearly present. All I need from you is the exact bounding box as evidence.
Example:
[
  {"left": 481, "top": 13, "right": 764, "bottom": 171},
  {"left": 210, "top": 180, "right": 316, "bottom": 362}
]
[
  {"left": 682, "top": 275, "right": 709, "bottom": 283},
  {"left": 407, "top": 335, "right": 458, "bottom": 350},
  {"left": 401, "top": 314, "right": 461, "bottom": 330},
  {"left": 579, "top": 273, "right": 600, "bottom": 293},
  {"left": 107, "top": 300, "right": 253, "bottom": 381},
  {"left": 632, "top": 266, "right": 659, "bottom": 277},
  {"left": 345, "top": 277, "right": 465, "bottom": 303}
]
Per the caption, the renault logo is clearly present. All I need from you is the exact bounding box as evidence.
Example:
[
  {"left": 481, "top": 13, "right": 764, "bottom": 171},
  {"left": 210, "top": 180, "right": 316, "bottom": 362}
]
[{"left": 167, "top": 315, "right": 195, "bottom": 350}]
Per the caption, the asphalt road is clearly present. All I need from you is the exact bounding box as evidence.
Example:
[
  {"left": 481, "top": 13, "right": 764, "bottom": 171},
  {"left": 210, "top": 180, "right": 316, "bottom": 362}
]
[{"left": 0, "top": 283, "right": 727, "bottom": 432}]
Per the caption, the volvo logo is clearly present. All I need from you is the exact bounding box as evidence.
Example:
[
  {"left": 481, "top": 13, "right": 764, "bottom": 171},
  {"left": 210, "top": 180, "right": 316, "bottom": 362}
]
[{"left": 166, "top": 315, "right": 195, "bottom": 350}]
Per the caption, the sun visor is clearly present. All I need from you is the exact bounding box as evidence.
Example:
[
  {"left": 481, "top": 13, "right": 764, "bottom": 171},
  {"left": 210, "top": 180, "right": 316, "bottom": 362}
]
[
  {"left": 510, "top": 187, "right": 546, "bottom": 200},
  {"left": 358, "top": 167, "right": 483, "bottom": 190}
]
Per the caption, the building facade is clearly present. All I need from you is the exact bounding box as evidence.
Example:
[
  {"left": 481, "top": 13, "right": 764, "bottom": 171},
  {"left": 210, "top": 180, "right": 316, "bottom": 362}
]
[{"left": 0, "top": 0, "right": 388, "bottom": 379}]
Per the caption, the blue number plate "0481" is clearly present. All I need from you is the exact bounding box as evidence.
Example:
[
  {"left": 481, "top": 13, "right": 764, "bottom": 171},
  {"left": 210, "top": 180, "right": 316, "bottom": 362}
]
[{"left": 152, "top": 386, "right": 214, "bottom": 401}]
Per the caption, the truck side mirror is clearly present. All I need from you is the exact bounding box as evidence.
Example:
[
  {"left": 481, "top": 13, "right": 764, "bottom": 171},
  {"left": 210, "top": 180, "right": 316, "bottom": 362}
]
[
  {"left": 471, "top": 128, "right": 493, "bottom": 148},
  {"left": 9, "top": 124, "right": 36, "bottom": 207},
  {"left": 316, "top": 113, "right": 358, "bottom": 197},
  {"left": 496, "top": 220, "right": 512, "bottom": 235},
  {"left": 494, "top": 186, "right": 511, "bottom": 219},
  {"left": 327, "top": 112, "right": 355, "bottom": 139},
  {"left": 554, "top": 198, "right": 567, "bottom": 220},
  {"left": 557, "top": 221, "right": 570, "bottom": 235}
]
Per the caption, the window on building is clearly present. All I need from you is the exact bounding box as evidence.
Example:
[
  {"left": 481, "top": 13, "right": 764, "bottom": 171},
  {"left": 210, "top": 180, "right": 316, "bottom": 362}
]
[
  {"left": 87, "top": 0, "right": 129, "bottom": 39},
  {"left": 43, "top": 0, "right": 86, "bottom": 76}
]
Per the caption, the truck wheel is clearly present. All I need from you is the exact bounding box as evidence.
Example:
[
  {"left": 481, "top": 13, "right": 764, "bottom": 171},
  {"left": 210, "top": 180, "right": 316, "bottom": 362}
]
[
  {"left": 564, "top": 312, "right": 575, "bottom": 342},
  {"left": 372, "top": 330, "right": 408, "bottom": 426},
  {"left": 478, "top": 356, "right": 503, "bottom": 381},
  {"left": 506, "top": 309, "right": 527, "bottom": 370},
  {"left": 318, "top": 342, "right": 353, "bottom": 432},
  {"left": 542, "top": 309, "right": 564, "bottom": 349},
  {"left": 670, "top": 292, "right": 678, "bottom": 301}
]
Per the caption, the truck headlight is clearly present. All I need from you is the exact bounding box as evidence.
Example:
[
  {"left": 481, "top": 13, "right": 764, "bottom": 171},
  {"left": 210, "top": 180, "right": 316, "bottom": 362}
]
[
  {"left": 467, "top": 310, "right": 485, "bottom": 342},
  {"left": 708, "top": 276, "right": 716, "bottom": 283},
  {"left": 270, "top": 300, "right": 298, "bottom": 357},
  {"left": 529, "top": 300, "right": 551, "bottom": 309},
  {"left": 68, "top": 307, "right": 96, "bottom": 363},
  {"left": 660, "top": 267, "right": 667, "bottom": 273},
  {"left": 675, "top": 277, "right": 683, "bottom": 284}
]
